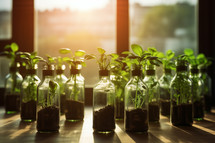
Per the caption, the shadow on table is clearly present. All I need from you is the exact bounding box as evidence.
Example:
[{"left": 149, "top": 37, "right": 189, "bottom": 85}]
[
  {"left": 35, "top": 132, "right": 59, "bottom": 143},
  {"left": 93, "top": 131, "right": 121, "bottom": 143}
]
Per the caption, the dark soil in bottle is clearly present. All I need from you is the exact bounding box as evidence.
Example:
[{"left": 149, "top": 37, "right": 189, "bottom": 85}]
[
  {"left": 171, "top": 103, "right": 193, "bottom": 126},
  {"left": 21, "top": 100, "right": 36, "bottom": 121},
  {"left": 125, "top": 108, "right": 148, "bottom": 132},
  {"left": 160, "top": 99, "right": 170, "bottom": 116},
  {"left": 0, "top": 88, "right": 5, "bottom": 106},
  {"left": 149, "top": 102, "right": 160, "bottom": 122},
  {"left": 115, "top": 100, "right": 124, "bottom": 120},
  {"left": 193, "top": 100, "right": 204, "bottom": 120},
  {"left": 93, "top": 105, "right": 115, "bottom": 132},
  {"left": 37, "top": 106, "right": 60, "bottom": 132},
  {"left": 5, "top": 94, "right": 20, "bottom": 113},
  {"left": 65, "top": 100, "right": 84, "bottom": 121},
  {"left": 60, "top": 94, "right": 66, "bottom": 114},
  {"left": 204, "top": 94, "right": 211, "bottom": 113}
]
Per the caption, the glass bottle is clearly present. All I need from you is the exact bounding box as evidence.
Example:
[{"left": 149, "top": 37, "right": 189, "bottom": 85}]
[
  {"left": 125, "top": 68, "right": 148, "bottom": 132},
  {"left": 189, "top": 65, "right": 204, "bottom": 121},
  {"left": 143, "top": 65, "right": 160, "bottom": 122},
  {"left": 55, "top": 65, "right": 68, "bottom": 115},
  {"left": 37, "top": 65, "right": 60, "bottom": 132},
  {"left": 21, "top": 68, "right": 40, "bottom": 122},
  {"left": 93, "top": 70, "right": 115, "bottom": 133},
  {"left": 170, "top": 60, "right": 192, "bottom": 126},
  {"left": 65, "top": 63, "right": 84, "bottom": 121},
  {"left": 199, "top": 66, "right": 212, "bottom": 113},
  {"left": 110, "top": 74, "right": 126, "bottom": 120},
  {"left": 159, "top": 68, "right": 172, "bottom": 116},
  {"left": 5, "top": 66, "right": 23, "bottom": 114}
]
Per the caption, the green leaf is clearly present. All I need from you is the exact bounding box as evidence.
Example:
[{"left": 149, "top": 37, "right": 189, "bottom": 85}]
[
  {"left": 131, "top": 44, "right": 143, "bottom": 57},
  {"left": 84, "top": 54, "right": 96, "bottom": 60},
  {"left": 156, "top": 52, "right": 165, "bottom": 58},
  {"left": 184, "top": 48, "right": 194, "bottom": 56},
  {"left": 59, "top": 48, "right": 71, "bottom": 54},
  {"left": 11, "top": 43, "right": 19, "bottom": 52},
  {"left": 166, "top": 50, "right": 175, "bottom": 60},
  {"left": 62, "top": 57, "right": 71, "bottom": 61},
  {"left": 49, "top": 80, "right": 57, "bottom": 91},
  {"left": 110, "top": 53, "right": 119, "bottom": 59},
  {"left": 122, "top": 51, "right": 132, "bottom": 55},
  {"left": 97, "top": 48, "right": 105, "bottom": 54},
  {"left": 75, "top": 50, "right": 86, "bottom": 57},
  {"left": 81, "top": 62, "right": 86, "bottom": 67}
]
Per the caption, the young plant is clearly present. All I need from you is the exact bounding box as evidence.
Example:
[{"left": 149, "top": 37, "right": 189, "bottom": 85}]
[
  {"left": 2, "top": 42, "right": 19, "bottom": 68},
  {"left": 2, "top": 43, "right": 21, "bottom": 94},
  {"left": 123, "top": 44, "right": 161, "bottom": 108},
  {"left": 160, "top": 50, "right": 175, "bottom": 70},
  {"left": 17, "top": 52, "right": 44, "bottom": 102},
  {"left": 59, "top": 48, "right": 86, "bottom": 101},
  {"left": 171, "top": 55, "right": 191, "bottom": 105}
]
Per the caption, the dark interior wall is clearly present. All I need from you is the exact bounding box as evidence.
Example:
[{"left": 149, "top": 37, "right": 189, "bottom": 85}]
[
  {"left": 198, "top": 0, "right": 215, "bottom": 105},
  {"left": 0, "top": 0, "right": 34, "bottom": 52}
]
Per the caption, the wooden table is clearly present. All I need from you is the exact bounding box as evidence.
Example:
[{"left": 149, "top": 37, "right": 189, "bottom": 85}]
[{"left": 0, "top": 106, "right": 215, "bottom": 143}]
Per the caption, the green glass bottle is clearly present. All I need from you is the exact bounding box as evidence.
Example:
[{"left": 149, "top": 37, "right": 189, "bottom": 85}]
[
  {"left": 190, "top": 65, "right": 204, "bottom": 120},
  {"left": 199, "top": 66, "right": 212, "bottom": 113},
  {"left": 159, "top": 68, "right": 172, "bottom": 116},
  {"left": 93, "top": 70, "right": 115, "bottom": 133},
  {"left": 170, "top": 59, "right": 192, "bottom": 126},
  {"left": 21, "top": 68, "right": 40, "bottom": 122},
  {"left": 143, "top": 65, "right": 160, "bottom": 122},
  {"left": 55, "top": 65, "right": 68, "bottom": 115},
  {"left": 65, "top": 63, "right": 84, "bottom": 121},
  {"left": 125, "top": 68, "right": 148, "bottom": 132},
  {"left": 37, "top": 65, "right": 60, "bottom": 132},
  {"left": 5, "top": 66, "right": 23, "bottom": 114}
]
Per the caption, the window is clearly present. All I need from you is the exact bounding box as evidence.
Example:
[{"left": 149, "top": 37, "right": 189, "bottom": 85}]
[
  {"left": 129, "top": 0, "right": 198, "bottom": 56},
  {"left": 35, "top": 0, "right": 116, "bottom": 87},
  {"left": 0, "top": 0, "right": 12, "bottom": 39}
]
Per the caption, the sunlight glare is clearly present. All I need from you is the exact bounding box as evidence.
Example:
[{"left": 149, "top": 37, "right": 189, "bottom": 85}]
[{"left": 36, "top": 0, "right": 110, "bottom": 11}]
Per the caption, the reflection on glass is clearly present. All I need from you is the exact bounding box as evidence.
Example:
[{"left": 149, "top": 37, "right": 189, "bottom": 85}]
[
  {"left": 0, "top": 0, "right": 12, "bottom": 39},
  {"left": 35, "top": 0, "right": 116, "bottom": 86},
  {"left": 130, "top": 0, "right": 197, "bottom": 56}
]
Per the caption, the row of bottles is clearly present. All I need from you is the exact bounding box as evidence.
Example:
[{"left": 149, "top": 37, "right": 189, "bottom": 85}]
[{"left": 4, "top": 60, "right": 212, "bottom": 133}]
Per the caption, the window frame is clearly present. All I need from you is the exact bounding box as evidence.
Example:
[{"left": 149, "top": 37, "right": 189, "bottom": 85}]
[{"left": 0, "top": 0, "right": 214, "bottom": 105}]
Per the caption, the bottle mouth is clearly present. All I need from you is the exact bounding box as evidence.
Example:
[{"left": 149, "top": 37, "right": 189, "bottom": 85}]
[
  {"left": 146, "top": 69, "right": 155, "bottom": 75},
  {"left": 26, "top": 69, "right": 36, "bottom": 75},
  {"left": 164, "top": 68, "right": 171, "bottom": 74},
  {"left": 131, "top": 69, "right": 141, "bottom": 76},
  {"left": 190, "top": 68, "right": 199, "bottom": 74},
  {"left": 43, "top": 69, "right": 54, "bottom": 76},
  {"left": 176, "top": 66, "right": 187, "bottom": 72},
  {"left": 99, "top": 70, "right": 109, "bottom": 76},
  {"left": 70, "top": 69, "right": 81, "bottom": 75},
  {"left": 56, "top": 69, "right": 64, "bottom": 75}
]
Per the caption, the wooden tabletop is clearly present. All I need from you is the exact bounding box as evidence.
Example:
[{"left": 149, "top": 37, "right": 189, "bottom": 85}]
[{"left": 0, "top": 106, "right": 215, "bottom": 143}]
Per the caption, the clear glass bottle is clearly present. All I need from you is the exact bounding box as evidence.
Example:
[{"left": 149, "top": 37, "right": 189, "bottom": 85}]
[
  {"left": 199, "top": 66, "right": 212, "bottom": 113},
  {"left": 143, "top": 65, "right": 160, "bottom": 122},
  {"left": 125, "top": 68, "right": 148, "bottom": 132},
  {"left": 93, "top": 70, "right": 115, "bottom": 133},
  {"left": 65, "top": 64, "right": 84, "bottom": 121},
  {"left": 37, "top": 65, "right": 60, "bottom": 132},
  {"left": 189, "top": 65, "right": 204, "bottom": 121},
  {"left": 5, "top": 66, "right": 23, "bottom": 114},
  {"left": 55, "top": 65, "right": 68, "bottom": 115},
  {"left": 21, "top": 68, "right": 40, "bottom": 122},
  {"left": 159, "top": 68, "right": 172, "bottom": 116},
  {"left": 170, "top": 60, "right": 192, "bottom": 126},
  {"left": 110, "top": 74, "right": 126, "bottom": 120}
]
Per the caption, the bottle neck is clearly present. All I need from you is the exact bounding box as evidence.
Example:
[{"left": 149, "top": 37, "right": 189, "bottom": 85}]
[
  {"left": 56, "top": 69, "right": 64, "bottom": 75},
  {"left": 164, "top": 68, "right": 171, "bottom": 75},
  {"left": 70, "top": 69, "right": 81, "bottom": 75},
  {"left": 145, "top": 69, "right": 155, "bottom": 76},
  {"left": 176, "top": 65, "right": 188, "bottom": 73}
]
